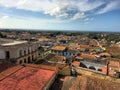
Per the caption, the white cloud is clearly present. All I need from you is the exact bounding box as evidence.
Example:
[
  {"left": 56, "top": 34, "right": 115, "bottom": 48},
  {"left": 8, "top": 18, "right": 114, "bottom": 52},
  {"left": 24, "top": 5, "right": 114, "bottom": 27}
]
[
  {"left": 97, "top": 0, "right": 120, "bottom": 14},
  {"left": 84, "top": 18, "right": 94, "bottom": 21},
  {"left": 17, "top": 0, "right": 57, "bottom": 12},
  {"left": 0, "top": 0, "right": 57, "bottom": 12},
  {"left": 0, "top": 0, "right": 18, "bottom": 7},
  {"left": 1, "top": 15, "right": 9, "bottom": 19},
  {"left": 0, "top": 0, "right": 120, "bottom": 21},
  {"left": 77, "top": 0, "right": 104, "bottom": 12},
  {"left": 71, "top": 12, "right": 86, "bottom": 20}
]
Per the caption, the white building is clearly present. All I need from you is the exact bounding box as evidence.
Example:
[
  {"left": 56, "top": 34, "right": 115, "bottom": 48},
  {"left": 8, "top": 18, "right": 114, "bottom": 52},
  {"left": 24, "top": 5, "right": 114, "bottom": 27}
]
[{"left": 0, "top": 38, "right": 40, "bottom": 64}]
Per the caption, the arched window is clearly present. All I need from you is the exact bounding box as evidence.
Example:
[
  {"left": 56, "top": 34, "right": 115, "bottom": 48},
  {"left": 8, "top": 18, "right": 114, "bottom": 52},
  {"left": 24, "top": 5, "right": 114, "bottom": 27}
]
[
  {"left": 19, "top": 60, "right": 22, "bottom": 64},
  {"left": 98, "top": 68, "right": 102, "bottom": 72},
  {"left": 24, "top": 50, "right": 26, "bottom": 55},
  {"left": 28, "top": 56, "right": 31, "bottom": 63},
  {"left": 80, "top": 62, "right": 87, "bottom": 68},
  {"left": 89, "top": 66, "right": 96, "bottom": 70},
  {"left": 24, "top": 59, "right": 26, "bottom": 63}
]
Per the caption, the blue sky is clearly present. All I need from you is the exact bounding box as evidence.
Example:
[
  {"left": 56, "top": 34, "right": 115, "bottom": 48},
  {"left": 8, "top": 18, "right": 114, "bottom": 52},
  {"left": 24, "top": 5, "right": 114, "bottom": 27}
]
[{"left": 0, "top": 0, "right": 120, "bottom": 32}]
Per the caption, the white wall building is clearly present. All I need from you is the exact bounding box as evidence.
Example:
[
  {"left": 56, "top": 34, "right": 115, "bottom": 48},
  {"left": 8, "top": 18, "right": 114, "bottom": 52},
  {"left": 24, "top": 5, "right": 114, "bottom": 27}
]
[{"left": 0, "top": 38, "right": 40, "bottom": 64}]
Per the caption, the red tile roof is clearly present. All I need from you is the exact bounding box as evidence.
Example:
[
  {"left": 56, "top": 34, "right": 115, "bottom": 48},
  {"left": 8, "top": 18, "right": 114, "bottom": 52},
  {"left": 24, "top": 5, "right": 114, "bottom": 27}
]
[
  {"left": 76, "top": 53, "right": 97, "bottom": 60},
  {"left": 109, "top": 61, "right": 120, "bottom": 68},
  {"left": 68, "top": 43, "right": 80, "bottom": 49},
  {"left": 72, "top": 61, "right": 80, "bottom": 67},
  {"left": 80, "top": 44, "right": 99, "bottom": 49},
  {"left": 75, "top": 56, "right": 83, "bottom": 60},
  {"left": 51, "top": 46, "right": 66, "bottom": 51},
  {"left": 107, "top": 47, "right": 120, "bottom": 55},
  {"left": 99, "top": 52, "right": 111, "bottom": 57},
  {"left": 0, "top": 67, "right": 55, "bottom": 90},
  {"left": 39, "top": 36, "right": 51, "bottom": 41}
]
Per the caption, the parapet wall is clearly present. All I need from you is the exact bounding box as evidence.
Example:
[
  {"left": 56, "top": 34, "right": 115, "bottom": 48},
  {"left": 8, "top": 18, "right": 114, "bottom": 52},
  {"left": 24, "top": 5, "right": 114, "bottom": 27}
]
[
  {"left": 75, "top": 67, "right": 120, "bottom": 84},
  {"left": 25, "top": 64, "right": 58, "bottom": 73}
]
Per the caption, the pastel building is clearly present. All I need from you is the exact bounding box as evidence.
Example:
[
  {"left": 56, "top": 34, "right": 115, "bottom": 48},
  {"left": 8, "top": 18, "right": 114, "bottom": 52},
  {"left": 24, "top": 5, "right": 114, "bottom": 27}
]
[
  {"left": 51, "top": 45, "right": 79, "bottom": 57},
  {"left": 51, "top": 46, "right": 67, "bottom": 55}
]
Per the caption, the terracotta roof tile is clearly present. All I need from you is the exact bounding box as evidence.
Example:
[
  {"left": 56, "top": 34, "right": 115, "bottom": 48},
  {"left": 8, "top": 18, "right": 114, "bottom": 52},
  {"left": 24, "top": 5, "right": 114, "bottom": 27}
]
[
  {"left": 51, "top": 46, "right": 66, "bottom": 51},
  {"left": 99, "top": 52, "right": 111, "bottom": 57},
  {"left": 0, "top": 67, "right": 56, "bottom": 90},
  {"left": 79, "top": 53, "right": 97, "bottom": 60},
  {"left": 72, "top": 61, "right": 80, "bottom": 67},
  {"left": 109, "top": 61, "right": 120, "bottom": 68}
]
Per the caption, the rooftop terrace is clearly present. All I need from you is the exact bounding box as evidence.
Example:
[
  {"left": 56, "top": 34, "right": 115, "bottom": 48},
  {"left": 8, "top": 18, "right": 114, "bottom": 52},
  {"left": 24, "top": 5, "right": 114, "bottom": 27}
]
[{"left": 0, "top": 38, "right": 27, "bottom": 46}]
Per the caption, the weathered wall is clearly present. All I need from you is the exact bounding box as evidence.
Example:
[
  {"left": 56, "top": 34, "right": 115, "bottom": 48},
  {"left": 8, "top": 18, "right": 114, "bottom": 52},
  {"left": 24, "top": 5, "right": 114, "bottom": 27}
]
[{"left": 0, "top": 49, "right": 5, "bottom": 59}]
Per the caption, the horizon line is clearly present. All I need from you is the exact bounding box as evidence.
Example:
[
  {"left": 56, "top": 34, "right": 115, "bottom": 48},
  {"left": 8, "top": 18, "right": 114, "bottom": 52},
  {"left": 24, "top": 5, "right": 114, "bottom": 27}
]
[{"left": 0, "top": 28, "right": 120, "bottom": 33}]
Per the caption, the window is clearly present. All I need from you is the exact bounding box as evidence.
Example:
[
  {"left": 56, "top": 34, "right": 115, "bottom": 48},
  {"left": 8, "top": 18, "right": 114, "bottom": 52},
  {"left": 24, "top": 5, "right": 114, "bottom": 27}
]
[
  {"left": 28, "top": 48, "right": 30, "bottom": 53},
  {"left": 80, "top": 63, "right": 87, "bottom": 68},
  {"left": 24, "top": 50, "right": 26, "bottom": 55},
  {"left": 28, "top": 56, "right": 31, "bottom": 63},
  {"left": 98, "top": 69, "right": 102, "bottom": 72},
  {"left": 19, "top": 60, "right": 22, "bottom": 64},
  {"left": 5, "top": 51, "right": 10, "bottom": 59},
  {"left": 69, "top": 53, "right": 72, "bottom": 56},
  {"left": 19, "top": 50, "right": 22, "bottom": 56},
  {"left": 89, "top": 66, "right": 96, "bottom": 70},
  {"left": 24, "top": 59, "right": 26, "bottom": 63}
]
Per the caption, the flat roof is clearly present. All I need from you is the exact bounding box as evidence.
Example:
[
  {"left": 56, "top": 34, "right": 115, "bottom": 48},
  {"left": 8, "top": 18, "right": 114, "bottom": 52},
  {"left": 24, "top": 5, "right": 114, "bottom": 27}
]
[
  {"left": 1, "top": 41, "right": 27, "bottom": 46},
  {"left": 0, "top": 67, "right": 55, "bottom": 90}
]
